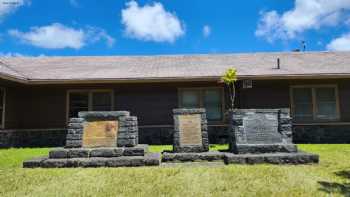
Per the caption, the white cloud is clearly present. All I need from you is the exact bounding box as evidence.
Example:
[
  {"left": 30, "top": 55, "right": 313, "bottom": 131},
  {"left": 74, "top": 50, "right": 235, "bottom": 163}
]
[
  {"left": 327, "top": 33, "right": 350, "bottom": 51},
  {"left": 0, "top": 0, "right": 30, "bottom": 21},
  {"left": 8, "top": 23, "right": 115, "bottom": 49},
  {"left": 9, "top": 23, "right": 85, "bottom": 49},
  {"left": 121, "top": 1, "right": 184, "bottom": 43},
  {"left": 203, "top": 25, "right": 211, "bottom": 38},
  {"left": 256, "top": 0, "right": 350, "bottom": 42},
  {"left": 85, "top": 26, "right": 115, "bottom": 47}
]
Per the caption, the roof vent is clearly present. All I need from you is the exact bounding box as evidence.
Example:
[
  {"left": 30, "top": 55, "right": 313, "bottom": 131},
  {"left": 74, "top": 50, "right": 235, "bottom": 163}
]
[{"left": 293, "top": 41, "right": 306, "bottom": 52}]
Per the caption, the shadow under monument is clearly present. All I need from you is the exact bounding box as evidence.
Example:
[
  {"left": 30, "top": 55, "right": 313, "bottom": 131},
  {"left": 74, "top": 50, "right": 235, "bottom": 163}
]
[{"left": 319, "top": 170, "right": 350, "bottom": 196}]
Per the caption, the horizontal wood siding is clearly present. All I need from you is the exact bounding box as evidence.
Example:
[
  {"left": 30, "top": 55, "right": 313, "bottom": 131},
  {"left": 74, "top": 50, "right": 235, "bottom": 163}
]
[
  {"left": 5, "top": 87, "right": 21, "bottom": 129},
  {"left": 18, "top": 87, "right": 67, "bottom": 129},
  {"left": 114, "top": 82, "right": 222, "bottom": 125},
  {"left": 239, "top": 80, "right": 290, "bottom": 109},
  {"left": 114, "top": 84, "right": 178, "bottom": 125},
  {"left": 338, "top": 80, "right": 350, "bottom": 121},
  {"left": 238, "top": 79, "right": 350, "bottom": 122},
  {"left": 0, "top": 79, "right": 350, "bottom": 129}
]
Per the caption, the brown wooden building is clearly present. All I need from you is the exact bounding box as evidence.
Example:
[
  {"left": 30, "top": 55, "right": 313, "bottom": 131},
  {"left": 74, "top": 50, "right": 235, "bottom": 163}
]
[{"left": 1, "top": 52, "right": 350, "bottom": 147}]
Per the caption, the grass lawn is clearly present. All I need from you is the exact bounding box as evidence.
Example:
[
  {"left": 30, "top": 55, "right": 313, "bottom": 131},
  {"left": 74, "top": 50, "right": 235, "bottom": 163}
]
[{"left": 0, "top": 145, "right": 349, "bottom": 197}]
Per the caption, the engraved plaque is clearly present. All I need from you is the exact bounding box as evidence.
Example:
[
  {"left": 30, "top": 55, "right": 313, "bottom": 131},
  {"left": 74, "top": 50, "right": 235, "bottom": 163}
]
[
  {"left": 178, "top": 114, "right": 202, "bottom": 145},
  {"left": 82, "top": 121, "right": 118, "bottom": 148},
  {"left": 242, "top": 113, "right": 281, "bottom": 144}
]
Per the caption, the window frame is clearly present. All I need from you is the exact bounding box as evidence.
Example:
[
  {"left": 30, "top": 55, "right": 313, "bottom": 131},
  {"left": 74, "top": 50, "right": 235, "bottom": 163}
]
[
  {"left": 178, "top": 87, "right": 225, "bottom": 123},
  {"left": 290, "top": 84, "right": 340, "bottom": 123},
  {"left": 66, "top": 89, "right": 114, "bottom": 123},
  {"left": 0, "top": 87, "right": 6, "bottom": 129}
]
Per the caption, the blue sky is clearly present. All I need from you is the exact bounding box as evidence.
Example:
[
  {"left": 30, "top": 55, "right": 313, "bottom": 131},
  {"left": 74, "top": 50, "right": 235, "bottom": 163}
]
[{"left": 1, "top": 0, "right": 350, "bottom": 56}]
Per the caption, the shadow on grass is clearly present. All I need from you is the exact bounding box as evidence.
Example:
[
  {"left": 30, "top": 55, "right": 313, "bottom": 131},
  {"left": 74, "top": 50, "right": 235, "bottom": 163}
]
[{"left": 319, "top": 170, "right": 350, "bottom": 196}]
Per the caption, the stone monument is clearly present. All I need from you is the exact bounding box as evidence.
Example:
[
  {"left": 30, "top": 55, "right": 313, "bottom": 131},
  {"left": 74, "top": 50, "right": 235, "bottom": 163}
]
[
  {"left": 229, "top": 109, "right": 296, "bottom": 154},
  {"left": 224, "top": 109, "right": 319, "bottom": 164},
  {"left": 23, "top": 111, "right": 161, "bottom": 168},
  {"left": 173, "top": 108, "right": 209, "bottom": 152},
  {"left": 162, "top": 108, "right": 224, "bottom": 163}
]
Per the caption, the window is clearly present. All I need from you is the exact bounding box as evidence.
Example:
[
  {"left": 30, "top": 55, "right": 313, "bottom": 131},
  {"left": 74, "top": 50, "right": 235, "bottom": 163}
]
[
  {"left": 68, "top": 90, "right": 113, "bottom": 118},
  {"left": 179, "top": 88, "right": 223, "bottom": 121},
  {"left": 291, "top": 85, "right": 339, "bottom": 122},
  {"left": 0, "top": 88, "right": 5, "bottom": 128}
]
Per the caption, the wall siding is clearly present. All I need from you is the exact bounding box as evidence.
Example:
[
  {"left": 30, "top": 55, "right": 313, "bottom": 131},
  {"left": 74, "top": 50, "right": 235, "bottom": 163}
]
[{"left": 1, "top": 78, "right": 350, "bottom": 147}]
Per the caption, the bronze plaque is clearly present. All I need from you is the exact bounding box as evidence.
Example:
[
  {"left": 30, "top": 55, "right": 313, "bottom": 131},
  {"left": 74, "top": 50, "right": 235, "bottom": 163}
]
[
  {"left": 82, "top": 121, "right": 118, "bottom": 148},
  {"left": 178, "top": 114, "right": 202, "bottom": 145}
]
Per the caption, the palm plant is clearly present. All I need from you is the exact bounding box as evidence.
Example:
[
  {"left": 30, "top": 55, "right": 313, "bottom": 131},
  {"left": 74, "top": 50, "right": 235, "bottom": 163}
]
[{"left": 221, "top": 68, "right": 238, "bottom": 110}]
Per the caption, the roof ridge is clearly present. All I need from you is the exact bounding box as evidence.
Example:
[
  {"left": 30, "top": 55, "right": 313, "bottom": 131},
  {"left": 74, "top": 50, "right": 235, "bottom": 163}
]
[
  {"left": 0, "top": 58, "right": 28, "bottom": 79},
  {"left": 1, "top": 51, "right": 345, "bottom": 59}
]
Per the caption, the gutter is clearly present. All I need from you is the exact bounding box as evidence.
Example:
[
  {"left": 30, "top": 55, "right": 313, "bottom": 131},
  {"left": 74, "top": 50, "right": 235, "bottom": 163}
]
[{"left": 1, "top": 74, "right": 350, "bottom": 85}]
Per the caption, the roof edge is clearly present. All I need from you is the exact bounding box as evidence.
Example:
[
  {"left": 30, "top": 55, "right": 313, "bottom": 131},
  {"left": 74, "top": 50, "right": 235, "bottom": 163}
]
[
  {"left": 0, "top": 59, "right": 28, "bottom": 79},
  {"left": 0, "top": 73, "right": 28, "bottom": 84},
  {"left": 19, "top": 74, "right": 350, "bottom": 85}
]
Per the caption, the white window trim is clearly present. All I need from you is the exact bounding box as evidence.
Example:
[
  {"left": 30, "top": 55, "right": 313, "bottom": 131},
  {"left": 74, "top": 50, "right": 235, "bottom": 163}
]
[
  {"left": 66, "top": 89, "right": 114, "bottom": 123},
  {"left": 290, "top": 84, "right": 341, "bottom": 122}
]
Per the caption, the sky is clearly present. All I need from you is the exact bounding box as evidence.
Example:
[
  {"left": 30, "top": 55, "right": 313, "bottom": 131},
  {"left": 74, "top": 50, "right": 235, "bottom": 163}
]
[{"left": 1, "top": 0, "right": 350, "bottom": 56}]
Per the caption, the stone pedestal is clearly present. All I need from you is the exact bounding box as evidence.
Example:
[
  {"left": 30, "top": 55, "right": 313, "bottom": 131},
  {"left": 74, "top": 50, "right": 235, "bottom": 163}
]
[
  {"left": 225, "top": 108, "right": 319, "bottom": 164},
  {"left": 66, "top": 111, "right": 138, "bottom": 148},
  {"left": 173, "top": 108, "right": 209, "bottom": 153},
  {"left": 161, "top": 108, "right": 219, "bottom": 163},
  {"left": 23, "top": 111, "right": 161, "bottom": 168},
  {"left": 229, "top": 109, "right": 297, "bottom": 154}
]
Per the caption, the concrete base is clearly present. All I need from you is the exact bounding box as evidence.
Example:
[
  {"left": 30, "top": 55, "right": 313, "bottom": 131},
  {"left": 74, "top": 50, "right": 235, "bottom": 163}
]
[
  {"left": 224, "top": 151, "right": 319, "bottom": 165},
  {"left": 230, "top": 144, "right": 298, "bottom": 154},
  {"left": 162, "top": 151, "right": 225, "bottom": 162},
  {"left": 23, "top": 153, "right": 161, "bottom": 168}
]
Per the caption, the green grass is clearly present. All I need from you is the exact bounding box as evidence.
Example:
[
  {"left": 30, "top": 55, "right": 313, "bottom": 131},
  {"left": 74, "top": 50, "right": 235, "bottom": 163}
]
[{"left": 0, "top": 145, "right": 349, "bottom": 197}]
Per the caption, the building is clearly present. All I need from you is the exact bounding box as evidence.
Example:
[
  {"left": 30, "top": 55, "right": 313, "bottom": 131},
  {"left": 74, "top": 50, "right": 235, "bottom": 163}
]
[{"left": 0, "top": 51, "right": 350, "bottom": 147}]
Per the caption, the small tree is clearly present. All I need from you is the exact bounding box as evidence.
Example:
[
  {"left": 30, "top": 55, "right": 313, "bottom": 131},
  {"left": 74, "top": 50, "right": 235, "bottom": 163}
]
[{"left": 222, "top": 68, "right": 238, "bottom": 110}]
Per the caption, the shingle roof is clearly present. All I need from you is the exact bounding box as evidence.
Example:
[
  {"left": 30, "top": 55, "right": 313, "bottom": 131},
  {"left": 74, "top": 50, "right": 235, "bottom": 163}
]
[{"left": 0, "top": 51, "right": 350, "bottom": 84}]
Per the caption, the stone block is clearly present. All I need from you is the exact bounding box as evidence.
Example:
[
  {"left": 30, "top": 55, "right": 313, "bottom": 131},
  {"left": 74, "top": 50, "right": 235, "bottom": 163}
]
[
  {"left": 223, "top": 152, "right": 319, "bottom": 165},
  {"left": 68, "top": 148, "right": 90, "bottom": 158},
  {"left": 123, "top": 147, "right": 145, "bottom": 156},
  {"left": 118, "top": 138, "right": 137, "bottom": 147},
  {"left": 144, "top": 153, "right": 161, "bottom": 166},
  {"left": 79, "top": 158, "right": 108, "bottom": 167},
  {"left": 65, "top": 140, "right": 82, "bottom": 148},
  {"left": 23, "top": 157, "right": 47, "bottom": 168},
  {"left": 232, "top": 144, "right": 298, "bottom": 154},
  {"left": 90, "top": 148, "right": 123, "bottom": 157},
  {"left": 162, "top": 151, "right": 225, "bottom": 163},
  {"left": 79, "top": 111, "right": 130, "bottom": 121},
  {"left": 49, "top": 148, "right": 68, "bottom": 159},
  {"left": 66, "top": 133, "right": 83, "bottom": 140},
  {"left": 69, "top": 118, "right": 84, "bottom": 123},
  {"left": 106, "top": 157, "right": 132, "bottom": 167},
  {"left": 41, "top": 158, "right": 69, "bottom": 168},
  {"left": 67, "top": 123, "right": 84, "bottom": 129},
  {"left": 105, "top": 156, "right": 145, "bottom": 167}
]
